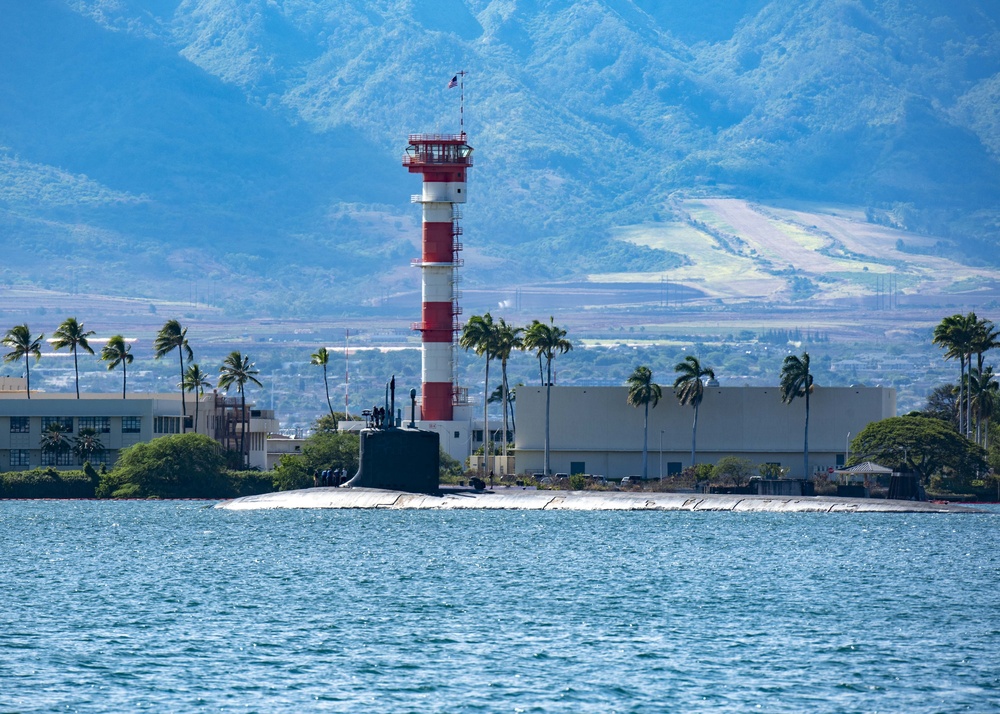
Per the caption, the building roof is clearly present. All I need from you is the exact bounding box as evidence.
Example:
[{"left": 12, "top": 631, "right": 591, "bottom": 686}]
[{"left": 834, "top": 461, "right": 893, "bottom": 475}]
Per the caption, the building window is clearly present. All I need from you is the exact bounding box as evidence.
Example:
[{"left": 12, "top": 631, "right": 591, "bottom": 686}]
[
  {"left": 9, "top": 417, "right": 29, "bottom": 433},
  {"left": 122, "top": 417, "right": 141, "bottom": 434},
  {"left": 154, "top": 416, "right": 181, "bottom": 434},
  {"left": 667, "top": 462, "right": 683, "bottom": 476},
  {"left": 472, "top": 430, "right": 483, "bottom": 443},
  {"left": 79, "top": 417, "right": 111, "bottom": 433},
  {"left": 42, "top": 417, "right": 73, "bottom": 434},
  {"left": 42, "top": 451, "right": 74, "bottom": 466},
  {"left": 81, "top": 451, "right": 109, "bottom": 466},
  {"left": 9, "top": 449, "right": 30, "bottom": 467},
  {"left": 454, "top": 431, "right": 460, "bottom": 439}
]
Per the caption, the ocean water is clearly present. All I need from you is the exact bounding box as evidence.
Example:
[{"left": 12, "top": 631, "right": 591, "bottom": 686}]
[{"left": 1, "top": 501, "right": 998, "bottom": 713}]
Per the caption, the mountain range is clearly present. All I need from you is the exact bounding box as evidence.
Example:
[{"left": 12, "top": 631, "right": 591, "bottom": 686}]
[{"left": 2, "top": 0, "right": 998, "bottom": 318}]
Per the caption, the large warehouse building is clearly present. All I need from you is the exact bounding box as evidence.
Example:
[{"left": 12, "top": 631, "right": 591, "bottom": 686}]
[{"left": 514, "top": 385, "right": 896, "bottom": 479}]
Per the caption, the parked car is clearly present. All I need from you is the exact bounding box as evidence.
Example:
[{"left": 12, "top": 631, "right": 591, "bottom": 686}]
[{"left": 620, "top": 476, "right": 641, "bottom": 487}]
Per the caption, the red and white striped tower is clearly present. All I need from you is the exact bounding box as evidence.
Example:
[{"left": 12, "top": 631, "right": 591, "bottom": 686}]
[{"left": 404, "top": 133, "right": 473, "bottom": 422}]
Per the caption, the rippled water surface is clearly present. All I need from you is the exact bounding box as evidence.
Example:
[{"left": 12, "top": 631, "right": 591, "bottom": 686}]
[{"left": 2, "top": 501, "right": 999, "bottom": 712}]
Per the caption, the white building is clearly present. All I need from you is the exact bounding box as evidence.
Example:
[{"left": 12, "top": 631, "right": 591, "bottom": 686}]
[
  {"left": 514, "top": 385, "right": 895, "bottom": 479},
  {"left": 0, "top": 387, "right": 279, "bottom": 471}
]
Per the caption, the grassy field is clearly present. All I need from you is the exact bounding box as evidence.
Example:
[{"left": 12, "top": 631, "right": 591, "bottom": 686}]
[{"left": 597, "top": 197, "right": 1000, "bottom": 306}]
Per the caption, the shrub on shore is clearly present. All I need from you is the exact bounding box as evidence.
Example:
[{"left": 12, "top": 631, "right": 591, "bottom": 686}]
[{"left": 0, "top": 467, "right": 96, "bottom": 499}]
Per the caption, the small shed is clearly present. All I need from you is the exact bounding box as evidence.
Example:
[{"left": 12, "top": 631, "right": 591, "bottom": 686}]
[{"left": 834, "top": 461, "right": 893, "bottom": 485}]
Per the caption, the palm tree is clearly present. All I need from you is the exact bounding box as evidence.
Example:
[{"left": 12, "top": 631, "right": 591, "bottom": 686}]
[
  {"left": 933, "top": 313, "right": 975, "bottom": 437},
  {"left": 970, "top": 315, "right": 999, "bottom": 438},
  {"left": 182, "top": 364, "right": 214, "bottom": 435},
  {"left": 969, "top": 366, "right": 999, "bottom": 447},
  {"left": 52, "top": 317, "right": 96, "bottom": 399},
  {"left": 311, "top": 346, "right": 335, "bottom": 418},
  {"left": 627, "top": 366, "right": 662, "bottom": 480},
  {"left": 493, "top": 318, "right": 523, "bottom": 466},
  {"left": 522, "top": 317, "right": 572, "bottom": 477},
  {"left": 218, "top": 351, "right": 262, "bottom": 467},
  {"left": 40, "top": 422, "right": 69, "bottom": 462},
  {"left": 73, "top": 427, "right": 104, "bottom": 465},
  {"left": 673, "top": 355, "right": 716, "bottom": 468},
  {"left": 154, "top": 319, "right": 194, "bottom": 428},
  {"left": 780, "top": 352, "right": 814, "bottom": 479},
  {"left": 460, "top": 313, "right": 497, "bottom": 477},
  {"left": 100, "top": 335, "right": 133, "bottom": 399},
  {"left": 2, "top": 324, "right": 44, "bottom": 398}
]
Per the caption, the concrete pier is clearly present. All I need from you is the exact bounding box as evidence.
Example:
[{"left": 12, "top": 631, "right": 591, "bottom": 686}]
[{"left": 216, "top": 488, "right": 980, "bottom": 513}]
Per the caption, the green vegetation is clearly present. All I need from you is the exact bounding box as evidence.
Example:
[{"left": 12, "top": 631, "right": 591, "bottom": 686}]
[
  {"left": 96, "top": 433, "right": 227, "bottom": 499},
  {"left": 848, "top": 416, "right": 986, "bottom": 489},
  {"left": 712, "top": 456, "right": 755, "bottom": 488},
  {"left": 461, "top": 313, "right": 497, "bottom": 477},
  {"left": 0, "top": 467, "right": 96, "bottom": 499},
  {"left": 271, "top": 431, "right": 360, "bottom": 492}
]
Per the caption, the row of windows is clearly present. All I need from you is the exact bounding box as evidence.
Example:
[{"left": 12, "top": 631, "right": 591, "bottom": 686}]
[
  {"left": 8, "top": 417, "right": 140, "bottom": 434},
  {"left": 9, "top": 450, "right": 110, "bottom": 467}
]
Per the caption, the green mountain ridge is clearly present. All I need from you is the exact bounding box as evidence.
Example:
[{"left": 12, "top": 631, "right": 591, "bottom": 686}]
[{"left": 1, "top": 0, "right": 998, "bottom": 316}]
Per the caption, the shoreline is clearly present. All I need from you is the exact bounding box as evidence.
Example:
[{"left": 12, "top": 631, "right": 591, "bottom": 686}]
[{"left": 215, "top": 487, "right": 983, "bottom": 513}]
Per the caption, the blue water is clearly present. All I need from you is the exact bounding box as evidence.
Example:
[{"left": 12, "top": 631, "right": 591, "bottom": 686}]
[{"left": 1, "top": 502, "right": 998, "bottom": 713}]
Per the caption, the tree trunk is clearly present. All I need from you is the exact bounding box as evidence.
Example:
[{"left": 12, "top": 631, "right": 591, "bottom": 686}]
[
  {"left": 501, "top": 358, "right": 509, "bottom": 465},
  {"left": 691, "top": 403, "right": 699, "bottom": 467},
  {"left": 24, "top": 357, "right": 31, "bottom": 399},
  {"left": 323, "top": 363, "right": 334, "bottom": 417},
  {"left": 73, "top": 348, "right": 80, "bottom": 399},
  {"left": 804, "top": 387, "right": 810, "bottom": 479},
  {"left": 543, "top": 355, "right": 551, "bottom": 477},
  {"left": 179, "top": 350, "right": 187, "bottom": 428},
  {"left": 641, "top": 401, "right": 649, "bottom": 480},
  {"left": 194, "top": 392, "right": 200, "bottom": 434},
  {"left": 483, "top": 353, "right": 490, "bottom": 479},
  {"left": 122, "top": 360, "right": 127, "bottom": 399},
  {"left": 240, "top": 389, "right": 247, "bottom": 468}
]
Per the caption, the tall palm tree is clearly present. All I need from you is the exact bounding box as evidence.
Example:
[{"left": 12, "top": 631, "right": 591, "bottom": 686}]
[
  {"left": 100, "top": 335, "right": 133, "bottom": 399},
  {"left": 52, "top": 317, "right": 96, "bottom": 399},
  {"left": 780, "top": 352, "right": 814, "bottom": 479},
  {"left": 154, "top": 319, "right": 194, "bottom": 428},
  {"left": 2, "top": 324, "right": 44, "bottom": 398},
  {"left": 627, "top": 366, "right": 662, "bottom": 480},
  {"left": 493, "top": 318, "right": 523, "bottom": 465},
  {"left": 933, "top": 313, "right": 975, "bottom": 437},
  {"left": 311, "top": 346, "right": 335, "bottom": 418},
  {"left": 182, "top": 364, "right": 214, "bottom": 435},
  {"left": 218, "top": 351, "right": 262, "bottom": 467},
  {"left": 673, "top": 355, "right": 716, "bottom": 467},
  {"left": 522, "top": 317, "right": 572, "bottom": 477},
  {"left": 460, "top": 313, "right": 498, "bottom": 476}
]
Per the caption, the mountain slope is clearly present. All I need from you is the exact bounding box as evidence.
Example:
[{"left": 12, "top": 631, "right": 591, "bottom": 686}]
[{"left": 1, "top": 0, "right": 998, "bottom": 316}]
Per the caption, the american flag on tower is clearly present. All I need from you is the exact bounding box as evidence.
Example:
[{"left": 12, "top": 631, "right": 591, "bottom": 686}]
[{"left": 447, "top": 75, "right": 458, "bottom": 89}]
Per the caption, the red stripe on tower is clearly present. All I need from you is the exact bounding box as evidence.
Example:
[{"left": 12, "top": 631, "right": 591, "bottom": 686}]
[{"left": 404, "top": 133, "right": 473, "bottom": 422}]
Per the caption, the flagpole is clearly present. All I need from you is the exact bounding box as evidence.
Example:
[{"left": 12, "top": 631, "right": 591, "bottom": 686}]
[{"left": 459, "top": 69, "right": 467, "bottom": 136}]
